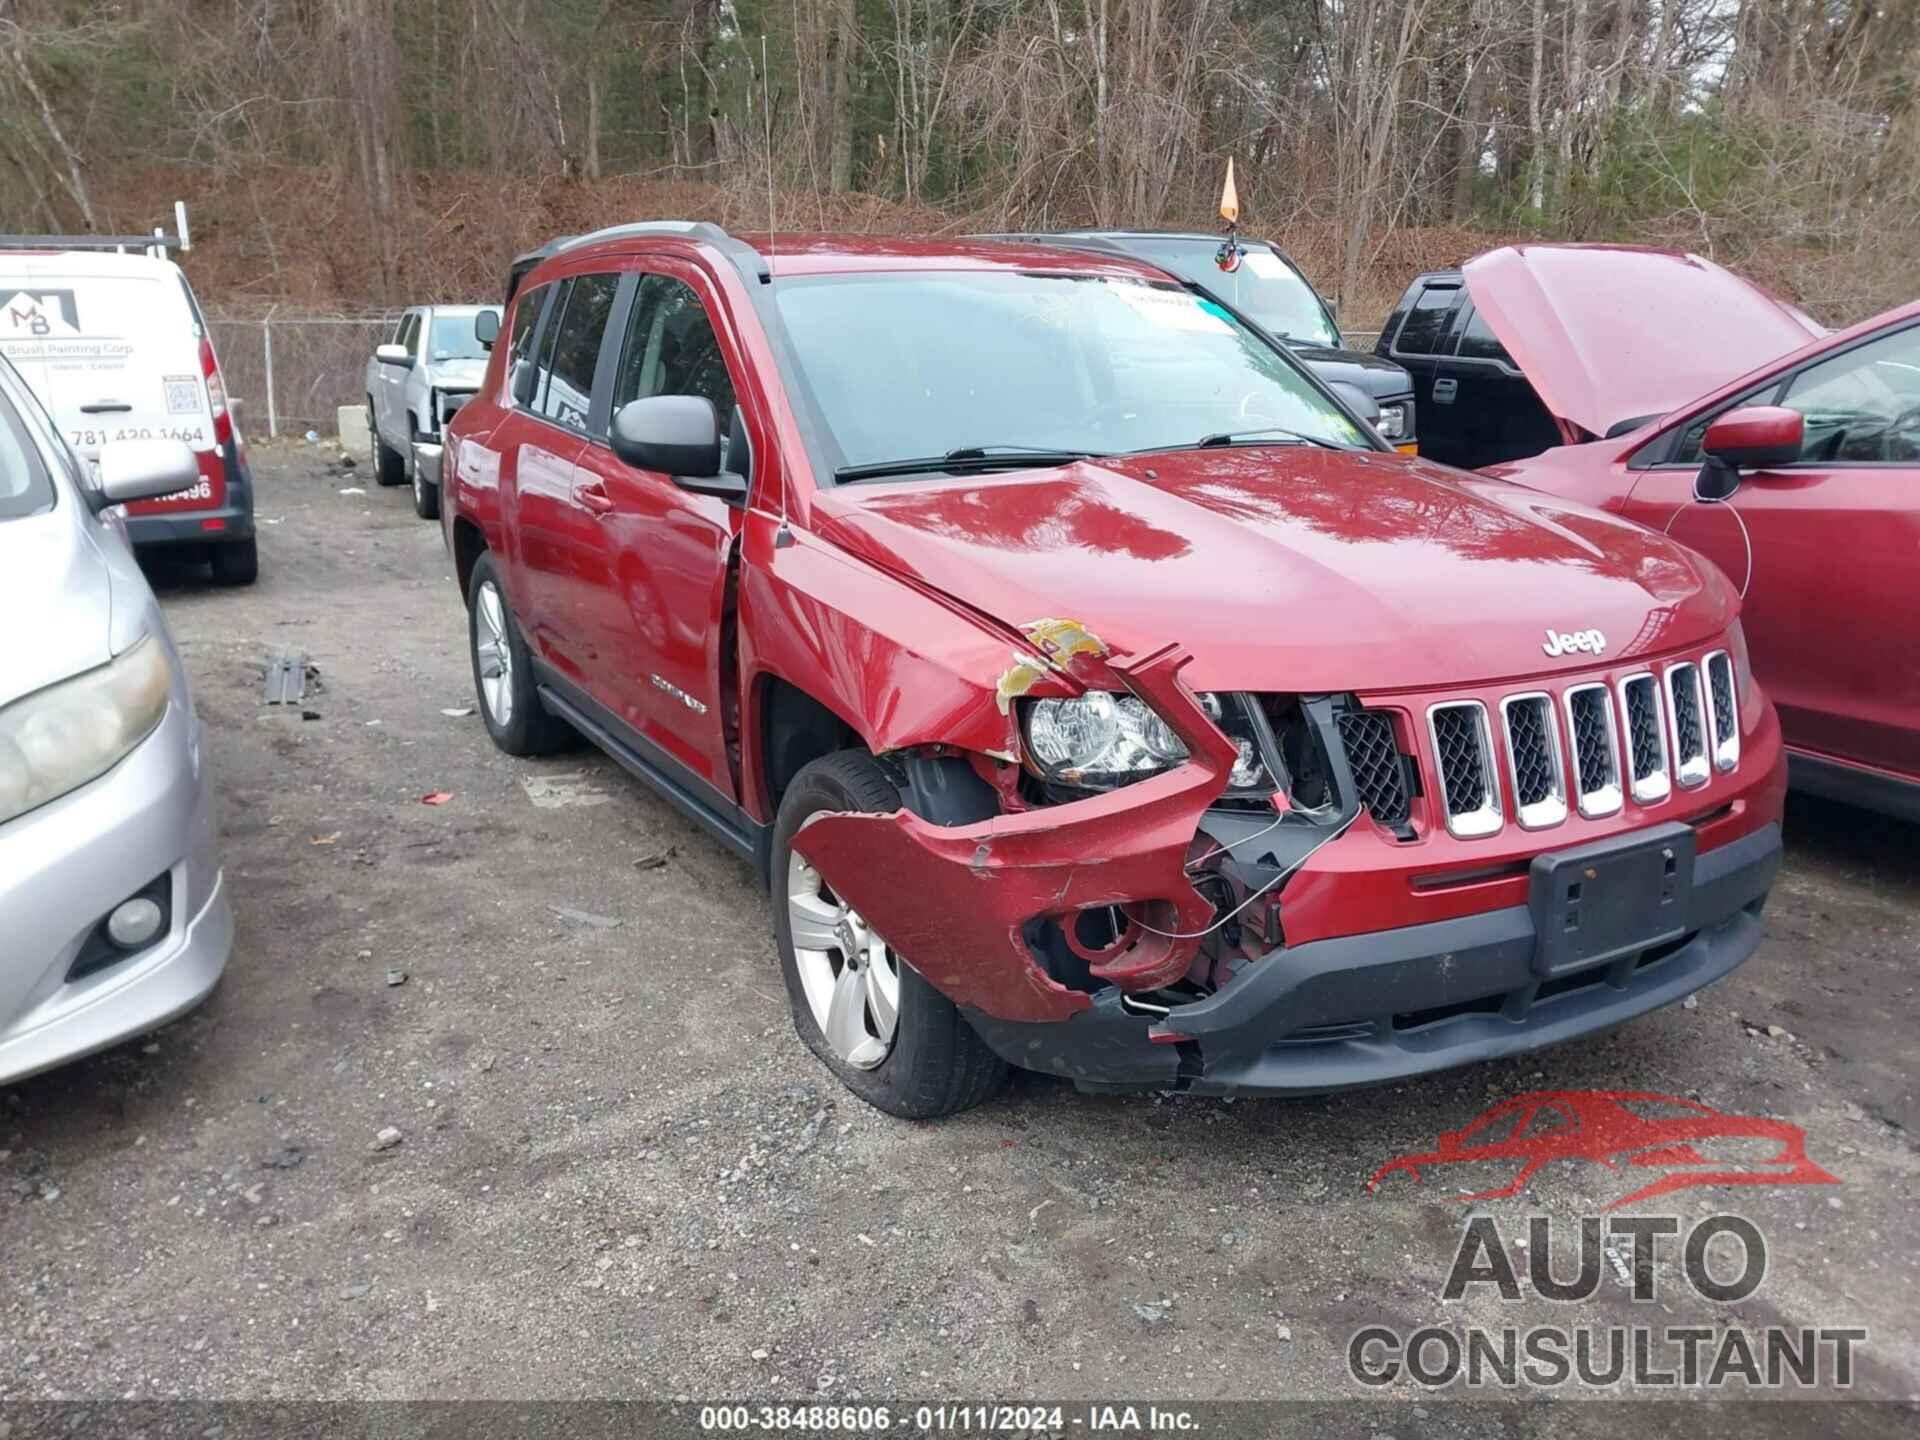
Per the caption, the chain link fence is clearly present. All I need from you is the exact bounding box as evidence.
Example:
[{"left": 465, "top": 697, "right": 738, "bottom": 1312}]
[
  {"left": 206, "top": 312, "right": 1389, "bottom": 441},
  {"left": 208, "top": 313, "right": 402, "bottom": 439}
]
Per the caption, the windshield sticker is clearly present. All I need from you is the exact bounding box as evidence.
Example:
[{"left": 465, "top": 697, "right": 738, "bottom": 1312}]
[{"left": 1111, "top": 284, "right": 1232, "bottom": 334}]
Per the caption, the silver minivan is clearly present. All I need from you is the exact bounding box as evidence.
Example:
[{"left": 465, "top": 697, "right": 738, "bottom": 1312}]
[{"left": 0, "top": 355, "right": 231, "bottom": 1084}]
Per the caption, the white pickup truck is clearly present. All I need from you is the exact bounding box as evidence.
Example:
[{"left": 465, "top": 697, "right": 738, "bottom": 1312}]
[{"left": 365, "top": 303, "right": 499, "bottom": 519}]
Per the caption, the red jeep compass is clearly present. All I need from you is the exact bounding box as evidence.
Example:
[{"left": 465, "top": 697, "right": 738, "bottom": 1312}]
[{"left": 442, "top": 224, "right": 1786, "bottom": 1117}]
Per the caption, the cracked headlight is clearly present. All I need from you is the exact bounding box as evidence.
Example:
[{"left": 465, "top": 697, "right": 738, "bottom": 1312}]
[
  {"left": 0, "top": 633, "right": 171, "bottom": 826},
  {"left": 1374, "top": 402, "right": 1406, "bottom": 440},
  {"left": 1022, "top": 692, "right": 1273, "bottom": 794}
]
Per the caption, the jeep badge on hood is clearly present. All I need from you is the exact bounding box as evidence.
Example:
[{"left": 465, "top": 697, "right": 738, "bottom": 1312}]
[{"left": 1543, "top": 627, "right": 1606, "bottom": 658}]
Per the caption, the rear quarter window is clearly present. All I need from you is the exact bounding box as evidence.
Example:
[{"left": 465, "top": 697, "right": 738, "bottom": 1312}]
[{"left": 1390, "top": 284, "right": 1459, "bottom": 356}]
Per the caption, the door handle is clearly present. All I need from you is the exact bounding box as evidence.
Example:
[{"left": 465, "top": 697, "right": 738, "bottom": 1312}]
[
  {"left": 80, "top": 400, "right": 133, "bottom": 414},
  {"left": 1432, "top": 378, "right": 1458, "bottom": 404},
  {"left": 576, "top": 481, "right": 615, "bottom": 515}
]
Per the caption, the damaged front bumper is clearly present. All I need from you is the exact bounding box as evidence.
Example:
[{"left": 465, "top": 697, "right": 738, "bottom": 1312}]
[{"left": 963, "top": 822, "right": 1781, "bottom": 1095}]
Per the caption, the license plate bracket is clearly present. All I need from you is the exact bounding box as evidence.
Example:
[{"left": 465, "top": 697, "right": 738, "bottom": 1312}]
[{"left": 1528, "top": 821, "right": 1695, "bottom": 978}]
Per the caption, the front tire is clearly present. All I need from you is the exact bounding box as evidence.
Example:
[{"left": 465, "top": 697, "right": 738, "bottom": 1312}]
[
  {"left": 411, "top": 455, "right": 440, "bottom": 519},
  {"left": 772, "top": 750, "right": 1007, "bottom": 1118},
  {"left": 466, "top": 552, "right": 572, "bottom": 756}
]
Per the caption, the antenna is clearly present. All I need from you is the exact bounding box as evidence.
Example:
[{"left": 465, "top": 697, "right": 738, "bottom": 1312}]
[{"left": 761, "top": 35, "right": 776, "bottom": 272}]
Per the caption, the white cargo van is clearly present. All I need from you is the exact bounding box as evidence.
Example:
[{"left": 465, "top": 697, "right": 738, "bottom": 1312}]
[{"left": 0, "top": 243, "right": 255, "bottom": 583}]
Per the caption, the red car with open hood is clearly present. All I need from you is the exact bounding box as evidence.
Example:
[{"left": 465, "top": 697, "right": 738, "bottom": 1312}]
[
  {"left": 440, "top": 225, "right": 1785, "bottom": 1116},
  {"left": 1425, "top": 245, "right": 1920, "bottom": 821}
]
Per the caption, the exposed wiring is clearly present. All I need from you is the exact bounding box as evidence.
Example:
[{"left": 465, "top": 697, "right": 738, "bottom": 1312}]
[
  {"left": 1664, "top": 481, "right": 1754, "bottom": 600},
  {"left": 1131, "top": 810, "right": 1360, "bottom": 941},
  {"left": 1182, "top": 806, "right": 1293, "bottom": 872}
]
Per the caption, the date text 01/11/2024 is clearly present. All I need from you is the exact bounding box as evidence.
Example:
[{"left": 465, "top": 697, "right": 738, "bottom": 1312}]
[{"left": 697, "top": 1404, "right": 1201, "bottom": 1432}]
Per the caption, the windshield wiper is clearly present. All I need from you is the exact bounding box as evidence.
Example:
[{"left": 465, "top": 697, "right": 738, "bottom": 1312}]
[
  {"left": 834, "top": 444, "right": 1109, "bottom": 483},
  {"left": 1135, "top": 426, "right": 1346, "bottom": 456}
]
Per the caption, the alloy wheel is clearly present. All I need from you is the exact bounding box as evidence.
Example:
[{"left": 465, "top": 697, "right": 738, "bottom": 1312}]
[
  {"left": 786, "top": 849, "right": 900, "bottom": 1069},
  {"left": 474, "top": 579, "right": 514, "bottom": 726}
]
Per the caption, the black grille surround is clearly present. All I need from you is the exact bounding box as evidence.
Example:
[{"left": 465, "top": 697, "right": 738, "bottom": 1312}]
[
  {"left": 1505, "top": 698, "right": 1555, "bottom": 806},
  {"left": 1427, "top": 701, "right": 1502, "bottom": 837},
  {"left": 1337, "top": 709, "right": 1411, "bottom": 828},
  {"left": 1667, "top": 661, "right": 1710, "bottom": 787},
  {"left": 1705, "top": 650, "right": 1740, "bottom": 771},
  {"left": 1622, "top": 674, "right": 1667, "bottom": 795},
  {"left": 1565, "top": 685, "right": 1622, "bottom": 816}
]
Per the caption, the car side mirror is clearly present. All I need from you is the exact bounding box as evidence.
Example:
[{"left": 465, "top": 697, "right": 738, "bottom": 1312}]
[
  {"left": 510, "top": 358, "right": 538, "bottom": 408},
  {"left": 1328, "top": 380, "right": 1381, "bottom": 427},
  {"left": 474, "top": 310, "right": 500, "bottom": 350},
  {"left": 1697, "top": 404, "right": 1802, "bottom": 501},
  {"left": 94, "top": 438, "right": 200, "bottom": 510},
  {"left": 375, "top": 343, "right": 414, "bottom": 369},
  {"left": 610, "top": 396, "right": 745, "bottom": 501}
]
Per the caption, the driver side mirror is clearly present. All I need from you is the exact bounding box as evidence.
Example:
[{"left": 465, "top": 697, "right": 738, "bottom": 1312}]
[
  {"left": 610, "top": 396, "right": 745, "bottom": 501},
  {"left": 93, "top": 438, "right": 200, "bottom": 511},
  {"left": 1328, "top": 380, "right": 1381, "bottom": 428},
  {"left": 1697, "top": 405, "right": 1802, "bottom": 500},
  {"left": 375, "top": 343, "right": 413, "bottom": 369},
  {"left": 474, "top": 310, "right": 500, "bottom": 350}
]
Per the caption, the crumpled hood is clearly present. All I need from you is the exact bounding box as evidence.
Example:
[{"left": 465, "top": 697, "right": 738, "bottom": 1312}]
[
  {"left": 425, "top": 356, "right": 488, "bottom": 392},
  {"left": 1462, "top": 244, "right": 1824, "bottom": 439},
  {"left": 811, "top": 449, "right": 1735, "bottom": 694},
  {"left": 0, "top": 508, "right": 112, "bottom": 707}
]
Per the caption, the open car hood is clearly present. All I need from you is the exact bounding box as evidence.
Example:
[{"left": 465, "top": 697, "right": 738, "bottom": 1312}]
[{"left": 1462, "top": 245, "right": 1825, "bottom": 439}]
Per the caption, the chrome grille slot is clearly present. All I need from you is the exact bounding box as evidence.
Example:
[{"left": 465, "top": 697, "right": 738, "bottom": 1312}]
[
  {"left": 1563, "top": 684, "right": 1623, "bottom": 816},
  {"left": 1617, "top": 673, "right": 1671, "bottom": 805},
  {"left": 1427, "top": 701, "right": 1502, "bottom": 838},
  {"left": 1665, "top": 662, "right": 1710, "bottom": 788},
  {"left": 1704, "top": 650, "right": 1740, "bottom": 771},
  {"left": 1499, "top": 693, "right": 1566, "bottom": 829},
  {"left": 1337, "top": 709, "right": 1411, "bottom": 828}
]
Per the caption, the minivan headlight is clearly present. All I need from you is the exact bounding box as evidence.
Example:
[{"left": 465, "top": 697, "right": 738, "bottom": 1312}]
[
  {"left": 0, "top": 634, "right": 171, "bottom": 826},
  {"left": 1021, "top": 691, "right": 1272, "bottom": 793}
]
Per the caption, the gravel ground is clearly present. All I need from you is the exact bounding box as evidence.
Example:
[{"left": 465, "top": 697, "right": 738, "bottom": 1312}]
[{"left": 1, "top": 447, "right": 1915, "bottom": 1417}]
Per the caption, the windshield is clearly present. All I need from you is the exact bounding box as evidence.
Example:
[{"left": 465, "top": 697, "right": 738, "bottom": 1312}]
[
  {"left": 774, "top": 271, "right": 1365, "bottom": 473},
  {"left": 0, "top": 383, "right": 54, "bottom": 522},
  {"left": 430, "top": 310, "right": 498, "bottom": 362},
  {"left": 1118, "top": 239, "right": 1342, "bottom": 349}
]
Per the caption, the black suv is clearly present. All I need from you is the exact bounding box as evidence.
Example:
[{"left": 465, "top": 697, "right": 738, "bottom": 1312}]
[
  {"left": 1374, "top": 268, "right": 1562, "bottom": 470},
  {"left": 993, "top": 232, "right": 1418, "bottom": 453}
]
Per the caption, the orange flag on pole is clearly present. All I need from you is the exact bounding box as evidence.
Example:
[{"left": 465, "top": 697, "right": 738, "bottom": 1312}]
[{"left": 1219, "top": 159, "right": 1240, "bottom": 224}]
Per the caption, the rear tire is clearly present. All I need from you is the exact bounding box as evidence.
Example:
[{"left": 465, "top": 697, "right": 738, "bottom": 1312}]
[
  {"left": 772, "top": 750, "right": 1008, "bottom": 1119},
  {"left": 368, "top": 398, "right": 405, "bottom": 486},
  {"left": 211, "top": 537, "right": 258, "bottom": 586},
  {"left": 466, "top": 552, "right": 572, "bottom": 756}
]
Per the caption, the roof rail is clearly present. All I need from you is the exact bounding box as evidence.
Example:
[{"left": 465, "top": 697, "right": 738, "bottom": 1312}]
[
  {"left": 552, "top": 220, "right": 772, "bottom": 286},
  {"left": 0, "top": 202, "right": 191, "bottom": 259}
]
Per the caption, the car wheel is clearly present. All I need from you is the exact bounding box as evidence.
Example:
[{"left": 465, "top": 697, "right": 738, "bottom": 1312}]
[
  {"left": 466, "top": 552, "right": 572, "bottom": 756},
  {"left": 210, "top": 537, "right": 258, "bottom": 586},
  {"left": 772, "top": 750, "right": 1007, "bottom": 1119},
  {"left": 412, "top": 457, "right": 440, "bottom": 520},
  {"left": 368, "top": 399, "right": 405, "bottom": 486}
]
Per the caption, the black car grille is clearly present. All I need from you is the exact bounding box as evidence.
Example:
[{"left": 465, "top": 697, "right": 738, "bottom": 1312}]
[
  {"left": 1503, "top": 696, "right": 1557, "bottom": 808},
  {"left": 1623, "top": 675, "right": 1664, "bottom": 782},
  {"left": 1338, "top": 709, "right": 1410, "bottom": 827},
  {"left": 1430, "top": 705, "right": 1490, "bottom": 817},
  {"left": 1567, "top": 687, "right": 1617, "bottom": 796},
  {"left": 1671, "top": 664, "right": 1705, "bottom": 764},
  {"left": 1707, "top": 652, "right": 1736, "bottom": 741}
]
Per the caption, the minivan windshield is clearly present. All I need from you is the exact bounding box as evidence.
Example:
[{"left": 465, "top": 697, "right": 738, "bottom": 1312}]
[
  {"left": 430, "top": 309, "right": 499, "bottom": 362},
  {"left": 0, "top": 388, "right": 54, "bottom": 521},
  {"left": 1119, "top": 239, "right": 1342, "bottom": 349},
  {"left": 774, "top": 271, "right": 1365, "bottom": 476}
]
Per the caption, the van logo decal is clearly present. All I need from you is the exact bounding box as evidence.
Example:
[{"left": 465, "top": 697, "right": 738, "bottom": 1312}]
[{"left": 1543, "top": 628, "right": 1606, "bottom": 658}]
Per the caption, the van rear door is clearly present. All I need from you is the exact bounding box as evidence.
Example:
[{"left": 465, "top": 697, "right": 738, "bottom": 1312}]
[{"left": 0, "top": 260, "right": 220, "bottom": 508}]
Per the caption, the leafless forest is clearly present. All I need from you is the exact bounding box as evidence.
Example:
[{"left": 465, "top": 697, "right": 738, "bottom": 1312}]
[{"left": 0, "top": 1, "right": 1912, "bottom": 324}]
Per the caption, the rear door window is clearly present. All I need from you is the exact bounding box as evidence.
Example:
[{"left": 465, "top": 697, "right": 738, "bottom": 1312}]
[
  {"left": 1454, "top": 307, "right": 1514, "bottom": 366},
  {"left": 537, "top": 274, "right": 619, "bottom": 433},
  {"left": 1390, "top": 284, "right": 1459, "bottom": 357},
  {"left": 527, "top": 279, "right": 570, "bottom": 413},
  {"left": 0, "top": 269, "right": 210, "bottom": 458}
]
